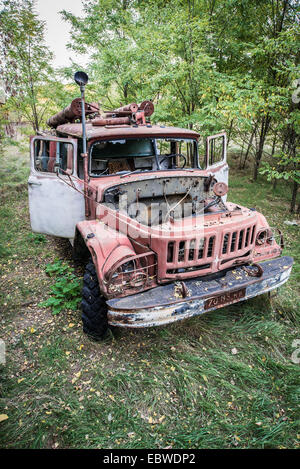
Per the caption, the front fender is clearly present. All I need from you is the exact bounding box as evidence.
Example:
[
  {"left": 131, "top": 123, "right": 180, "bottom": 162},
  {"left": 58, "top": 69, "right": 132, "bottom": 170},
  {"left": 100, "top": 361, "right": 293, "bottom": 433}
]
[
  {"left": 252, "top": 211, "right": 282, "bottom": 262},
  {"left": 75, "top": 220, "right": 135, "bottom": 295}
]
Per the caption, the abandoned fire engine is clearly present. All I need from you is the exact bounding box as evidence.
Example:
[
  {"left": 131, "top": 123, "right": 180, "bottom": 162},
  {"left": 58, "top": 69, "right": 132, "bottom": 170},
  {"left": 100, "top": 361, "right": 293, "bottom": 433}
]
[{"left": 28, "top": 72, "right": 293, "bottom": 339}]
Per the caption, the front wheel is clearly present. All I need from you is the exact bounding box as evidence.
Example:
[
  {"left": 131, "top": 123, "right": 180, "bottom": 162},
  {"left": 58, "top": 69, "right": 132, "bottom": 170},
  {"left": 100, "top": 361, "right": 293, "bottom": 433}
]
[{"left": 81, "top": 260, "right": 108, "bottom": 340}]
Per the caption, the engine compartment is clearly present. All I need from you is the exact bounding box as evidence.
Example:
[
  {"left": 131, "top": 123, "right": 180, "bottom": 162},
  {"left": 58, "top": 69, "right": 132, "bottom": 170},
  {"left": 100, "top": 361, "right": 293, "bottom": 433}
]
[{"left": 102, "top": 175, "right": 225, "bottom": 226}]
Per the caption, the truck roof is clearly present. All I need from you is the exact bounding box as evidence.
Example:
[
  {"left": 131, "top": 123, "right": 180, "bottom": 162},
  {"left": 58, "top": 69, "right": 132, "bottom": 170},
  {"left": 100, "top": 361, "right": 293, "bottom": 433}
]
[{"left": 56, "top": 123, "right": 200, "bottom": 141}]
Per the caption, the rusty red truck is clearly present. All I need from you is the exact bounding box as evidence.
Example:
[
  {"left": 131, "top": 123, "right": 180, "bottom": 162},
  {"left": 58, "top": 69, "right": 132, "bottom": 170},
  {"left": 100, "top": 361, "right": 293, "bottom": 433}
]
[{"left": 28, "top": 72, "right": 293, "bottom": 339}]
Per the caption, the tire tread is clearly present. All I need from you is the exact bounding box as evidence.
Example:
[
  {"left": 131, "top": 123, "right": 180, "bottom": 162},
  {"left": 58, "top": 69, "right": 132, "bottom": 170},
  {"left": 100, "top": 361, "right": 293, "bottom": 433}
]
[{"left": 81, "top": 260, "right": 108, "bottom": 339}]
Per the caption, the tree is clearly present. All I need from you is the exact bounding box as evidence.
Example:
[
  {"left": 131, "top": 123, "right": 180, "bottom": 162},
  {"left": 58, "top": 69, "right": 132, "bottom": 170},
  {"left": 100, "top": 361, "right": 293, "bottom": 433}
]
[
  {"left": 204, "top": 0, "right": 299, "bottom": 180},
  {"left": 0, "top": 0, "right": 54, "bottom": 131},
  {"left": 260, "top": 103, "right": 300, "bottom": 213},
  {"left": 62, "top": 0, "right": 226, "bottom": 132},
  {"left": 62, "top": 0, "right": 299, "bottom": 204}
]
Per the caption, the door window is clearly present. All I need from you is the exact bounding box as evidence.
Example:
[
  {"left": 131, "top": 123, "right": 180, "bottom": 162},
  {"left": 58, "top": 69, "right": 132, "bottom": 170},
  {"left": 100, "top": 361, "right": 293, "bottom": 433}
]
[{"left": 33, "top": 139, "right": 74, "bottom": 174}]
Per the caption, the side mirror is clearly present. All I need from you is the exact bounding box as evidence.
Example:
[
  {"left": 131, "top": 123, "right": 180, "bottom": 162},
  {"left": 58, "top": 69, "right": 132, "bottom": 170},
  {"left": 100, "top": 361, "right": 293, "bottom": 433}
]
[
  {"left": 73, "top": 71, "right": 89, "bottom": 156},
  {"left": 74, "top": 71, "right": 89, "bottom": 87}
]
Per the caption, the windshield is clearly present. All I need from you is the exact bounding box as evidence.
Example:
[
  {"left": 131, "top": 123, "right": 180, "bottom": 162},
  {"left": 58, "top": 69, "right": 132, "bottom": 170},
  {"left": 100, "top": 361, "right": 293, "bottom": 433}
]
[{"left": 89, "top": 138, "right": 199, "bottom": 176}]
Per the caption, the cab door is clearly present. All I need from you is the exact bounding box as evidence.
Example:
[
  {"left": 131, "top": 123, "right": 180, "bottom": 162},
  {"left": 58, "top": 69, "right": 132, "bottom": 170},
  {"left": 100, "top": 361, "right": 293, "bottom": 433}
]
[
  {"left": 28, "top": 135, "right": 85, "bottom": 239},
  {"left": 204, "top": 132, "right": 228, "bottom": 193}
]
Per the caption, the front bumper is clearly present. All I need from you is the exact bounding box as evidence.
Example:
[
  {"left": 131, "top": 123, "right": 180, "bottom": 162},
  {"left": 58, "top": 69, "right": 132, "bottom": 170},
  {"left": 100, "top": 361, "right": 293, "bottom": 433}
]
[{"left": 106, "top": 256, "right": 293, "bottom": 328}]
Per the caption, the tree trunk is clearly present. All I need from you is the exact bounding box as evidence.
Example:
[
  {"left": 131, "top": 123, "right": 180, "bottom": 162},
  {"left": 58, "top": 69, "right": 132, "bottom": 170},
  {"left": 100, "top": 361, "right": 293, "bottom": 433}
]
[
  {"left": 271, "top": 132, "right": 278, "bottom": 190},
  {"left": 271, "top": 131, "right": 277, "bottom": 157},
  {"left": 253, "top": 115, "right": 271, "bottom": 181},
  {"left": 290, "top": 180, "right": 298, "bottom": 213},
  {"left": 242, "top": 123, "right": 257, "bottom": 169},
  {"left": 227, "top": 119, "right": 234, "bottom": 148}
]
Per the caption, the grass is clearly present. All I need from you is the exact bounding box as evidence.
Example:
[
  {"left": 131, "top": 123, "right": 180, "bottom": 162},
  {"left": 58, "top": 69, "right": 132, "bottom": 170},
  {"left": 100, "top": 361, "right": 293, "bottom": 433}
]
[{"left": 0, "top": 142, "right": 299, "bottom": 449}]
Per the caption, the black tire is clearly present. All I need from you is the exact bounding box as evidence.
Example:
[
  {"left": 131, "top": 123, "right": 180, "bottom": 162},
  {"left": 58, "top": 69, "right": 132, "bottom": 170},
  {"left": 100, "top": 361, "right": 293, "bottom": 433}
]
[{"left": 81, "top": 260, "right": 108, "bottom": 340}]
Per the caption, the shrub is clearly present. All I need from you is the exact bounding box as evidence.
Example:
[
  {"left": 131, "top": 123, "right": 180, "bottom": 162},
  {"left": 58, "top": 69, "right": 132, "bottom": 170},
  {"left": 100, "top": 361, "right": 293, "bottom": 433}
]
[{"left": 40, "top": 260, "right": 81, "bottom": 315}]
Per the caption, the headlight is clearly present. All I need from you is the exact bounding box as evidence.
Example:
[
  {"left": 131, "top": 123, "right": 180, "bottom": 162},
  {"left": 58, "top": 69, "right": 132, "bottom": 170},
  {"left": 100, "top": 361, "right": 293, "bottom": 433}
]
[
  {"left": 256, "top": 228, "right": 274, "bottom": 246},
  {"left": 105, "top": 252, "right": 157, "bottom": 295}
]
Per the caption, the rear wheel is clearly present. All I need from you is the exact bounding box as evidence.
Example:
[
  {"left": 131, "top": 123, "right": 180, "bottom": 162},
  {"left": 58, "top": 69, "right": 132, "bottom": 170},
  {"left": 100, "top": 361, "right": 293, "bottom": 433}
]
[{"left": 81, "top": 260, "right": 108, "bottom": 340}]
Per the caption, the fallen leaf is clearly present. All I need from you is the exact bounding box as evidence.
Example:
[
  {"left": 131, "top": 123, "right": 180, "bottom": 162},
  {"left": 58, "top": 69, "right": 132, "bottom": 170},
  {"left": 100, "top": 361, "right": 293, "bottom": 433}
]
[{"left": 0, "top": 414, "right": 9, "bottom": 422}]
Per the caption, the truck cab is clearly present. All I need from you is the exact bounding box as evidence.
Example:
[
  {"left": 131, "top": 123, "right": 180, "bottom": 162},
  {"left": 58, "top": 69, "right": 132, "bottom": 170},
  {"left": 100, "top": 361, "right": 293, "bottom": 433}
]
[{"left": 29, "top": 124, "right": 228, "bottom": 240}]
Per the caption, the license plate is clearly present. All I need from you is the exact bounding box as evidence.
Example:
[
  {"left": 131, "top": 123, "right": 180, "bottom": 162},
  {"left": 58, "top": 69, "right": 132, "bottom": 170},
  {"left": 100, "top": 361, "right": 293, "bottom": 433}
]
[{"left": 204, "top": 288, "right": 246, "bottom": 310}]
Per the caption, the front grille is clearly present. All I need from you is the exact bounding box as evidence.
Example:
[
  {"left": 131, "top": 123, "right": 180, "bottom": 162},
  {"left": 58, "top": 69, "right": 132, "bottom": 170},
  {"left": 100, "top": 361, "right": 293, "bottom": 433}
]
[
  {"left": 163, "top": 223, "right": 256, "bottom": 278},
  {"left": 221, "top": 224, "right": 256, "bottom": 257},
  {"left": 167, "top": 236, "right": 215, "bottom": 265}
]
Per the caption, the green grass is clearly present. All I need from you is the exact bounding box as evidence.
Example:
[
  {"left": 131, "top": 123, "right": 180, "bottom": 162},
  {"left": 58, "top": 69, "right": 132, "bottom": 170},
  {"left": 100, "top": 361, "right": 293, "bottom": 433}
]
[
  {"left": 0, "top": 144, "right": 299, "bottom": 449},
  {"left": 0, "top": 137, "right": 30, "bottom": 190}
]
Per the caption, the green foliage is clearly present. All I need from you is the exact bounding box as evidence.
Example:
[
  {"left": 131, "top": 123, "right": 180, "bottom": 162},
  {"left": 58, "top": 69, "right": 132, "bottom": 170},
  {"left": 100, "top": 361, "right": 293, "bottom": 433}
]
[
  {"left": 260, "top": 158, "right": 300, "bottom": 184},
  {"left": 27, "top": 233, "right": 47, "bottom": 245},
  {"left": 40, "top": 260, "right": 81, "bottom": 315},
  {"left": 61, "top": 1, "right": 299, "bottom": 124},
  {"left": 0, "top": 0, "right": 54, "bottom": 131},
  {"left": 60, "top": 0, "right": 299, "bottom": 205}
]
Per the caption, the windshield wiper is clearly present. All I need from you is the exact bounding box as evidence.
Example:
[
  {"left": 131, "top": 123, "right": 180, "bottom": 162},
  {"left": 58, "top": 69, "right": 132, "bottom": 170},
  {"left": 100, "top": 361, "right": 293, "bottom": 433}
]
[{"left": 120, "top": 169, "right": 150, "bottom": 178}]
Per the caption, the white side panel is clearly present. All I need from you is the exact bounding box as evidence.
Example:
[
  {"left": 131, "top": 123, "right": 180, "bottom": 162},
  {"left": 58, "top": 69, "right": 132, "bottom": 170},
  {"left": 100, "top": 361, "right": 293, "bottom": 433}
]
[
  {"left": 28, "top": 175, "right": 85, "bottom": 239},
  {"left": 212, "top": 163, "right": 229, "bottom": 185},
  {"left": 207, "top": 164, "right": 229, "bottom": 203}
]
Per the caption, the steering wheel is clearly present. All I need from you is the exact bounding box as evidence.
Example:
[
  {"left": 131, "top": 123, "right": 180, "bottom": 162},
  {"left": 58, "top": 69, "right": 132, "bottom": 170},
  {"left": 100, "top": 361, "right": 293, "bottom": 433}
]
[{"left": 159, "top": 153, "right": 187, "bottom": 169}]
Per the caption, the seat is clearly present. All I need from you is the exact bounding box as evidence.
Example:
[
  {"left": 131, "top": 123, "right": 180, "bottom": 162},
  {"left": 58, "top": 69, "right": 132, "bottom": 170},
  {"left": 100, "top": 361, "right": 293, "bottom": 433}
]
[{"left": 108, "top": 159, "right": 132, "bottom": 174}]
